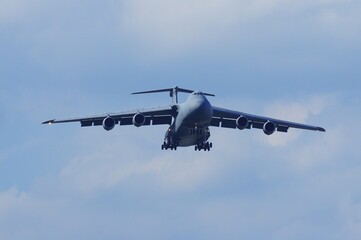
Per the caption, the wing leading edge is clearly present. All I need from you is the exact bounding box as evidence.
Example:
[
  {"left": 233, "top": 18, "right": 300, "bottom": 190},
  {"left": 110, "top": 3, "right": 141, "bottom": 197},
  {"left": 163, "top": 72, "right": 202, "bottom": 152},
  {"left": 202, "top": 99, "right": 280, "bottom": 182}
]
[{"left": 211, "top": 106, "right": 325, "bottom": 132}]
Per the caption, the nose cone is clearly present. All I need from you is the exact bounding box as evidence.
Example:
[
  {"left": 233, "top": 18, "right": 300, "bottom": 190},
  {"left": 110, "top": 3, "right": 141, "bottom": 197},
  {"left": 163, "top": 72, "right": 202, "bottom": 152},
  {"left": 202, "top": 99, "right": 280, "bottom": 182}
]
[{"left": 187, "top": 97, "right": 213, "bottom": 125}]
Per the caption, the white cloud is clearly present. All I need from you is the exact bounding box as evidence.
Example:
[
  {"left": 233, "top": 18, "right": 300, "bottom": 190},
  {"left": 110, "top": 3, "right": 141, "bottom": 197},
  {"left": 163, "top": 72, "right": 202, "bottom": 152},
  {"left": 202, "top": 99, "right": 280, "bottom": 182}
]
[
  {"left": 259, "top": 95, "right": 329, "bottom": 146},
  {"left": 0, "top": 188, "right": 49, "bottom": 240},
  {"left": 1, "top": 93, "right": 361, "bottom": 239},
  {"left": 118, "top": 0, "right": 361, "bottom": 57},
  {"left": 340, "top": 196, "right": 361, "bottom": 238},
  {"left": 288, "top": 127, "right": 344, "bottom": 170},
  {"left": 119, "top": 0, "right": 283, "bottom": 55},
  {"left": 58, "top": 128, "right": 224, "bottom": 193},
  {"left": 0, "top": 0, "right": 37, "bottom": 23},
  {"left": 316, "top": 2, "right": 361, "bottom": 41},
  {"left": 2, "top": 0, "right": 360, "bottom": 64}
]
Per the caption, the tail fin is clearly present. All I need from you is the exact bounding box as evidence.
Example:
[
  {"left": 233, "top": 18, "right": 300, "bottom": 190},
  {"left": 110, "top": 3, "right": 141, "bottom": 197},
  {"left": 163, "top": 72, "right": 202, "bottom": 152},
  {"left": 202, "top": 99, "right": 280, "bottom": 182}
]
[{"left": 132, "top": 86, "right": 214, "bottom": 104}]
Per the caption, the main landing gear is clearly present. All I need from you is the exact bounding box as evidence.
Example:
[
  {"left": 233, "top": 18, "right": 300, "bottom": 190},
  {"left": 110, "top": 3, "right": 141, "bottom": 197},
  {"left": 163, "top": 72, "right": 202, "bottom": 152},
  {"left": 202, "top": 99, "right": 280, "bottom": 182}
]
[
  {"left": 161, "top": 142, "right": 213, "bottom": 151},
  {"left": 195, "top": 142, "right": 212, "bottom": 151},
  {"left": 161, "top": 142, "right": 178, "bottom": 151}
]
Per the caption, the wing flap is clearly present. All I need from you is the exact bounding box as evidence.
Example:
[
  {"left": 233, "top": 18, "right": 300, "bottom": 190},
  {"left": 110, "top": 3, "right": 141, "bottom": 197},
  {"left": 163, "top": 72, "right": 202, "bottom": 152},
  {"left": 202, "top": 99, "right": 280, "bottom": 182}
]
[
  {"left": 251, "top": 122, "right": 264, "bottom": 129},
  {"left": 210, "top": 118, "right": 221, "bottom": 127},
  {"left": 119, "top": 118, "right": 133, "bottom": 126},
  {"left": 93, "top": 119, "right": 104, "bottom": 126},
  {"left": 152, "top": 115, "right": 172, "bottom": 125},
  {"left": 277, "top": 125, "right": 289, "bottom": 133},
  {"left": 81, "top": 120, "right": 93, "bottom": 127},
  {"left": 221, "top": 119, "right": 236, "bottom": 129}
]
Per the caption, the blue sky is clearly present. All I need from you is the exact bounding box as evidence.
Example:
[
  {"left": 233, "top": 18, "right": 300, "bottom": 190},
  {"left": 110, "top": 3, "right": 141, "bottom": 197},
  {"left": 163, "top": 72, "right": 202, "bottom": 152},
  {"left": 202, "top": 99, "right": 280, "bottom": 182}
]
[{"left": 1, "top": 0, "right": 361, "bottom": 239}]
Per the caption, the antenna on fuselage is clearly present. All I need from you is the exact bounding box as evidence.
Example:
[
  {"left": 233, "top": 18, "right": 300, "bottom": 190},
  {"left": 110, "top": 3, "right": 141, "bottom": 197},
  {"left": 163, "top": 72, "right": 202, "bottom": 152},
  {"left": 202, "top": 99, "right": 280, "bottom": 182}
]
[{"left": 131, "top": 86, "right": 215, "bottom": 104}]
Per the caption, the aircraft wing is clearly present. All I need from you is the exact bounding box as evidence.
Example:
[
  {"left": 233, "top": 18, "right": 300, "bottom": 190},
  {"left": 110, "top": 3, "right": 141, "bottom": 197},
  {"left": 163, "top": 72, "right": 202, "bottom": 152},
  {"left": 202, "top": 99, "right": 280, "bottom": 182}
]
[
  {"left": 211, "top": 106, "right": 325, "bottom": 132},
  {"left": 42, "top": 105, "right": 175, "bottom": 127}
]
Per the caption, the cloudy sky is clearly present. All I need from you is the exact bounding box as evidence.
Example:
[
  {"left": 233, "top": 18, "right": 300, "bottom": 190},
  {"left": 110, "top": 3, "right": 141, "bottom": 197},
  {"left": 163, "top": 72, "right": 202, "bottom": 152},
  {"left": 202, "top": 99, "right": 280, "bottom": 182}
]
[{"left": 1, "top": 0, "right": 361, "bottom": 239}]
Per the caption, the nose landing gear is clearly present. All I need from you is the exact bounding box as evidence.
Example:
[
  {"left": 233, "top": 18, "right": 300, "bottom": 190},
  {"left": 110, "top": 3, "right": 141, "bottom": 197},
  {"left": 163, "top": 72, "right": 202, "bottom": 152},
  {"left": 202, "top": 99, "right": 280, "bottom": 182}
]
[{"left": 195, "top": 142, "right": 212, "bottom": 151}]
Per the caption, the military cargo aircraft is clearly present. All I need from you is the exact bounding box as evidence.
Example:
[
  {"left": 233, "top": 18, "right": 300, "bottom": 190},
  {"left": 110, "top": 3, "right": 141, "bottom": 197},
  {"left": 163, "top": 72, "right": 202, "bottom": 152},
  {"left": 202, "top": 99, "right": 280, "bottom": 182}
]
[{"left": 43, "top": 86, "right": 325, "bottom": 151}]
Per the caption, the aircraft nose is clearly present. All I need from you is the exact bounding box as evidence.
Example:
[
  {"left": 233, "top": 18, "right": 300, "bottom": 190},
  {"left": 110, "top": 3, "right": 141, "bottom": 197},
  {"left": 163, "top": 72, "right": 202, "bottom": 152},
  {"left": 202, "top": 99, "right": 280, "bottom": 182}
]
[
  {"left": 188, "top": 98, "right": 213, "bottom": 122},
  {"left": 192, "top": 98, "right": 208, "bottom": 110},
  {"left": 193, "top": 99, "right": 203, "bottom": 108}
]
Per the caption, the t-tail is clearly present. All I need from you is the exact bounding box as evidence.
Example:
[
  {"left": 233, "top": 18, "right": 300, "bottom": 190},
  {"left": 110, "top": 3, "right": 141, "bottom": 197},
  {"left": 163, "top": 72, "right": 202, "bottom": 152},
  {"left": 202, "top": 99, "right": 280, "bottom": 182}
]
[{"left": 131, "top": 86, "right": 215, "bottom": 104}]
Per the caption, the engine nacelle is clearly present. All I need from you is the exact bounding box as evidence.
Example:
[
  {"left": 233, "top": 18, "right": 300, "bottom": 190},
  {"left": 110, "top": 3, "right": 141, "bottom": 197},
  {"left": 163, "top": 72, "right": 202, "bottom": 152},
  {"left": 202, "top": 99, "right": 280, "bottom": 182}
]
[
  {"left": 263, "top": 121, "right": 276, "bottom": 135},
  {"left": 133, "top": 113, "right": 145, "bottom": 127},
  {"left": 236, "top": 116, "right": 249, "bottom": 130},
  {"left": 103, "top": 117, "right": 115, "bottom": 131}
]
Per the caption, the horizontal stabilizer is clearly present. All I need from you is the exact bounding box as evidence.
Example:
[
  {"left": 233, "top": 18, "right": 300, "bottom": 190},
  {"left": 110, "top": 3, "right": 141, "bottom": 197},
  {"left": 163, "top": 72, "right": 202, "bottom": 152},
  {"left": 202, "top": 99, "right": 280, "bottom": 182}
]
[
  {"left": 132, "top": 87, "right": 214, "bottom": 96},
  {"left": 132, "top": 88, "right": 175, "bottom": 95},
  {"left": 132, "top": 86, "right": 214, "bottom": 104}
]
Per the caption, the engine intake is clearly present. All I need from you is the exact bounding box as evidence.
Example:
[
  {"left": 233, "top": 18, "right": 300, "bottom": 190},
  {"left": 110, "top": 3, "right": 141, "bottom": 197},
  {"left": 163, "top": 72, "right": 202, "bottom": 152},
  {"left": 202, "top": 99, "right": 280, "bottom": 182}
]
[
  {"left": 263, "top": 121, "right": 276, "bottom": 135},
  {"left": 133, "top": 113, "right": 145, "bottom": 127},
  {"left": 236, "top": 116, "right": 249, "bottom": 130},
  {"left": 103, "top": 117, "right": 115, "bottom": 131}
]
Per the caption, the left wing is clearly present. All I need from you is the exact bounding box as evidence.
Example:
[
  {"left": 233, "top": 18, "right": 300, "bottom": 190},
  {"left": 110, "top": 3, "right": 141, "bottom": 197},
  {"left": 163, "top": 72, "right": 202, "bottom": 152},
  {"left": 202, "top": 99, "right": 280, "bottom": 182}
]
[
  {"left": 211, "top": 106, "right": 325, "bottom": 133},
  {"left": 42, "top": 105, "right": 175, "bottom": 127}
]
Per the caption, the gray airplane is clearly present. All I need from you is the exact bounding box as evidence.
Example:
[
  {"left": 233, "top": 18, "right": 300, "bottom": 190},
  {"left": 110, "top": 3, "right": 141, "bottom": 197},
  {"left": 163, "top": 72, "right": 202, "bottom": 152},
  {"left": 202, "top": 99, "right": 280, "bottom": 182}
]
[{"left": 43, "top": 86, "right": 325, "bottom": 151}]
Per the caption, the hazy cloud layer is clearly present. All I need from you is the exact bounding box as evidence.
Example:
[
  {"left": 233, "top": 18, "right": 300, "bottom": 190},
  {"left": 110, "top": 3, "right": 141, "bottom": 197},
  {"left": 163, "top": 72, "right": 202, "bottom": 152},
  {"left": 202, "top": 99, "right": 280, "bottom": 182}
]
[
  {"left": 119, "top": 0, "right": 361, "bottom": 58},
  {"left": 1, "top": 0, "right": 361, "bottom": 239},
  {"left": 1, "top": 94, "right": 361, "bottom": 239},
  {"left": 2, "top": 0, "right": 361, "bottom": 63}
]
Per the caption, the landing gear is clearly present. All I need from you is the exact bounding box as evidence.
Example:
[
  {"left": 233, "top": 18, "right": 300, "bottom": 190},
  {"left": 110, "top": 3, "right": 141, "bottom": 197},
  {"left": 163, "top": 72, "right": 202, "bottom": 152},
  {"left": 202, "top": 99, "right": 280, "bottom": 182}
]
[
  {"left": 161, "top": 142, "right": 178, "bottom": 151},
  {"left": 195, "top": 142, "right": 212, "bottom": 151}
]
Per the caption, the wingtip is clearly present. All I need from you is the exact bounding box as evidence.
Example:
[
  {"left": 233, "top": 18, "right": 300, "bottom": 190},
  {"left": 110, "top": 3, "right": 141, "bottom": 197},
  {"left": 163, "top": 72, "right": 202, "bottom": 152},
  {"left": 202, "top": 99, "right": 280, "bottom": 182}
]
[
  {"left": 42, "top": 119, "right": 55, "bottom": 125},
  {"left": 317, "top": 127, "right": 326, "bottom": 132}
]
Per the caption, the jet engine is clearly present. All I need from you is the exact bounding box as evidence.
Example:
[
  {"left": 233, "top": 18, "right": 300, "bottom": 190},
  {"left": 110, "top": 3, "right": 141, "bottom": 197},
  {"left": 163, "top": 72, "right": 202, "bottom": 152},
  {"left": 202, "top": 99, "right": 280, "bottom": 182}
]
[
  {"left": 133, "top": 113, "right": 146, "bottom": 127},
  {"left": 103, "top": 116, "right": 116, "bottom": 131},
  {"left": 263, "top": 121, "right": 276, "bottom": 135},
  {"left": 236, "top": 116, "right": 249, "bottom": 130}
]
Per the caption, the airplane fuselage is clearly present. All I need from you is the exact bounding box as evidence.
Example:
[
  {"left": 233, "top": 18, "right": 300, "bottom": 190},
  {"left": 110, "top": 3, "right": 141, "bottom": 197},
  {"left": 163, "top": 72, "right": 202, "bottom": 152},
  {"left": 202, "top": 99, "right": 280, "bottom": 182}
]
[{"left": 164, "top": 92, "right": 213, "bottom": 147}]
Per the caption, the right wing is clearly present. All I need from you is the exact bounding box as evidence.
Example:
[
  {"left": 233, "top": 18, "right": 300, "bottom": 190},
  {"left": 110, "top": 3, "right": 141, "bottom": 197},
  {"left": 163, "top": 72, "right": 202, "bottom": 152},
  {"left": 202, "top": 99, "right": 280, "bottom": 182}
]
[
  {"left": 211, "top": 106, "right": 325, "bottom": 132},
  {"left": 42, "top": 105, "right": 176, "bottom": 127}
]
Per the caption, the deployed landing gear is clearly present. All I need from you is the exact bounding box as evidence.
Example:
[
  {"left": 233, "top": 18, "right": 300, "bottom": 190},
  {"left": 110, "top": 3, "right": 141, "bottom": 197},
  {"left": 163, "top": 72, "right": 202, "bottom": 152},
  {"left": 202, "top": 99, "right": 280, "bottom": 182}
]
[
  {"left": 161, "top": 142, "right": 178, "bottom": 151},
  {"left": 195, "top": 142, "right": 212, "bottom": 151}
]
